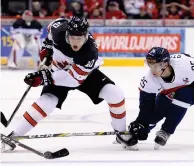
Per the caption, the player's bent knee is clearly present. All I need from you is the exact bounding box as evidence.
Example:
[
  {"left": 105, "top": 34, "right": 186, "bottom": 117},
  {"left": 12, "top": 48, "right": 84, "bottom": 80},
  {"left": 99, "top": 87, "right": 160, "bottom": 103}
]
[
  {"left": 99, "top": 84, "right": 124, "bottom": 104},
  {"left": 35, "top": 93, "right": 59, "bottom": 115}
]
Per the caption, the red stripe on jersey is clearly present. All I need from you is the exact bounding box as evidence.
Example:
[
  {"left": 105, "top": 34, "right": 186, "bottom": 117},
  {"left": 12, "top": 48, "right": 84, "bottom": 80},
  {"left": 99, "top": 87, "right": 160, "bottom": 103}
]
[
  {"left": 23, "top": 112, "right": 37, "bottom": 127},
  {"left": 68, "top": 69, "right": 84, "bottom": 84},
  {"left": 160, "top": 85, "right": 188, "bottom": 95},
  {"left": 109, "top": 99, "right": 125, "bottom": 108},
  {"left": 72, "top": 64, "right": 89, "bottom": 76},
  {"left": 53, "top": 61, "right": 68, "bottom": 69},
  {"left": 57, "top": 61, "right": 65, "bottom": 69},
  {"left": 110, "top": 111, "right": 126, "bottom": 119},
  {"left": 32, "top": 103, "right": 47, "bottom": 117},
  {"left": 52, "top": 61, "right": 58, "bottom": 68}
]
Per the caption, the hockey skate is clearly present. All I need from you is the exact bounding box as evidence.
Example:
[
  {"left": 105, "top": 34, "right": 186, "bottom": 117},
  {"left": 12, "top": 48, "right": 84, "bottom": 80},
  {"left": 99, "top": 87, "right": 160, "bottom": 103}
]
[
  {"left": 116, "top": 133, "right": 138, "bottom": 151},
  {"left": 154, "top": 129, "right": 170, "bottom": 150},
  {"left": 1, "top": 132, "right": 17, "bottom": 152}
]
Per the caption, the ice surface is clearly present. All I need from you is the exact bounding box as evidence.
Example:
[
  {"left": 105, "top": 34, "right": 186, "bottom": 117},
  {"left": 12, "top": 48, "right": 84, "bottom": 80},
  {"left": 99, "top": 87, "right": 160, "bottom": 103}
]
[{"left": 0, "top": 67, "right": 194, "bottom": 166}]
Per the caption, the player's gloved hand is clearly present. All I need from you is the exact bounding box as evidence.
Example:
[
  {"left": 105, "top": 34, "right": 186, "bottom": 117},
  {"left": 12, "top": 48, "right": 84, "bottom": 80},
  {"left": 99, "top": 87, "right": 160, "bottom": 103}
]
[
  {"left": 39, "top": 38, "right": 53, "bottom": 66},
  {"left": 24, "top": 69, "right": 53, "bottom": 87},
  {"left": 128, "top": 121, "right": 148, "bottom": 140}
]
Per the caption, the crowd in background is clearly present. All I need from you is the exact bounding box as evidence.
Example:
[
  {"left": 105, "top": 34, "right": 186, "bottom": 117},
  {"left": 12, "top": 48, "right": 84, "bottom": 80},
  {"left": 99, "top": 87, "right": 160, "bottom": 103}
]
[{"left": 1, "top": 0, "right": 194, "bottom": 19}]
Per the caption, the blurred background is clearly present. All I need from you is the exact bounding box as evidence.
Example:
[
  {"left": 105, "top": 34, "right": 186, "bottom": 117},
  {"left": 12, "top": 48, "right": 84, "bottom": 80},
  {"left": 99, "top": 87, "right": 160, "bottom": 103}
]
[
  {"left": 1, "top": 0, "right": 194, "bottom": 68},
  {"left": 1, "top": 0, "right": 194, "bottom": 20}
]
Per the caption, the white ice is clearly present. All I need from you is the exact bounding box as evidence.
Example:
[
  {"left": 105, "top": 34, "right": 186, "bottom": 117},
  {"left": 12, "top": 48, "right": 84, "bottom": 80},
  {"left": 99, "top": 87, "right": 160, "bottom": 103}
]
[{"left": 0, "top": 67, "right": 194, "bottom": 166}]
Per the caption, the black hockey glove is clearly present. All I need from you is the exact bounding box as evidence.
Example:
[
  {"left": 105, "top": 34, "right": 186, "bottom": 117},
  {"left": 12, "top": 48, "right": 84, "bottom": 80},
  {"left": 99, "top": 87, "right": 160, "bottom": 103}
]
[
  {"left": 128, "top": 121, "right": 149, "bottom": 140},
  {"left": 24, "top": 69, "right": 53, "bottom": 87},
  {"left": 39, "top": 38, "right": 53, "bottom": 66}
]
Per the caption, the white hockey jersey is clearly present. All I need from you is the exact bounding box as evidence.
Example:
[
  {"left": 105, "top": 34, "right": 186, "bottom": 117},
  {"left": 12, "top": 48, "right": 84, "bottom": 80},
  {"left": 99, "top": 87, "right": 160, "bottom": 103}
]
[
  {"left": 46, "top": 18, "right": 103, "bottom": 88},
  {"left": 139, "top": 53, "right": 194, "bottom": 95}
]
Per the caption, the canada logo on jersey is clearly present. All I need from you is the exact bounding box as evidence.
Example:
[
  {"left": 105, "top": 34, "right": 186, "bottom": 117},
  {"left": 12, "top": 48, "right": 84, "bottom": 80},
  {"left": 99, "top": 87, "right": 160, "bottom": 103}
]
[{"left": 183, "top": 78, "right": 189, "bottom": 83}]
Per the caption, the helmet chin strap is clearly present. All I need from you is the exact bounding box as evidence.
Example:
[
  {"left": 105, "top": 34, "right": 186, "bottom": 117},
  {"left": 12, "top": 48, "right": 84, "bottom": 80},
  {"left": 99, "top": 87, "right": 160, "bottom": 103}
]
[
  {"left": 160, "top": 68, "right": 165, "bottom": 76},
  {"left": 160, "top": 64, "right": 169, "bottom": 77}
]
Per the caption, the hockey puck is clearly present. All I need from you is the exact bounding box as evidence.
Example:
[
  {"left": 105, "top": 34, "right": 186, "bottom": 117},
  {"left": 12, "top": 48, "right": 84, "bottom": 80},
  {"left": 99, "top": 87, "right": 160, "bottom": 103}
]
[
  {"left": 44, "top": 151, "right": 54, "bottom": 159},
  {"left": 44, "top": 148, "right": 69, "bottom": 159}
]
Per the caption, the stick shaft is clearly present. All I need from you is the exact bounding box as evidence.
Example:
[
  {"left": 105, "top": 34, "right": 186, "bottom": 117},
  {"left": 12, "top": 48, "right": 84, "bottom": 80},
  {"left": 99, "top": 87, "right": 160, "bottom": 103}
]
[
  {"left": 8, "top": 85, "right": 32, "bottom": 125},
  {"left": 0, "top": 58, "right": 47, "bottom": 127},
  {"left": 14, "top": 131, "right": 130, "bottom": 139}
]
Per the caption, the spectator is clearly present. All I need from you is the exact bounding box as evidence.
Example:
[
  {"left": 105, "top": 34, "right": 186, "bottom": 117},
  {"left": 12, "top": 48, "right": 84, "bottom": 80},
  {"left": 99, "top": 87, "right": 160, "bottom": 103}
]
[
  {"left": 165, "top": 2, "right": 193, "bottom": 19},
  {"left": 189, "top": 0, "right": 194, "bottom": 19},
  {"left": 145, "top": 0, "right": 158, "bottom": 19},
  {"left": 52, "top": 2, "right": 72, "bottom": 18},
  {"left": 106, "top": 1, "right": 127, "bottom": 19},
  {"left": 32, "top": 1, "right": 47, "bottom": 17},
  {"left": 90, "top": 8, "right": 103, "bottom": 19},
  {"left": 123, "top": 0, "right": 145, "bottom": 18},
  {"left": 167, "top": 4, "right": 181, "bottom": 19},
  {"left": 68, "top": 1, "right": 88, "bottom": 18},
  {"left": 85, "top": 0, "right": 103, "bottom": 14},
  {"left": 133, "top": 6, "right": 151, "bottom": 19}
]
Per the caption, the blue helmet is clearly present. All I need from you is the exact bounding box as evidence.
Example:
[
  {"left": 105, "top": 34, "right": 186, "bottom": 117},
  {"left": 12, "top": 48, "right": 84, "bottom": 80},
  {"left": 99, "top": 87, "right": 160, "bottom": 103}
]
[{"left": 146, "top": 47, "right": 170, "bottom": 63}]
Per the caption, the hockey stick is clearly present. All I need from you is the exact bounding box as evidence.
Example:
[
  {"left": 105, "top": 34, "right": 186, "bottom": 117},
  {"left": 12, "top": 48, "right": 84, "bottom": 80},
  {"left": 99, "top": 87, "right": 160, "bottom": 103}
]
[
  {"left": 1, "top": 134, "right": 69, "bottom": 159},
  {"left": 0, "top": 85, "right": 32, "bottom": 127},
  {"left": 0, "top": 58, "right": 47, "bottom": 127},
  {"left": 14, "top": 131, "right": 130, "bottom": 139}
]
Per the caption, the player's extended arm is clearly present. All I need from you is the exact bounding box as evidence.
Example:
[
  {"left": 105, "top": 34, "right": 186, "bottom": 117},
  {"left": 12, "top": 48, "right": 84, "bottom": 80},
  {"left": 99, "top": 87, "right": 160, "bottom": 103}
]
[
  {"left": 51, "top": 61, "right": 96, "bottom": 87},
  {"left": 129, "top": 90, "right": 156, "bottom": 140},
  {"left": 23, "top": 57, "right": 98, "bottom": 88},
  {"left": 137, "top": 90, "right": 156, "bottom": 123},
  {"left": 128, "top": 90, "right": 156, "bottom": 140},
  {"left": 23, "top": 65, "right": 93, "bottom": 88}
]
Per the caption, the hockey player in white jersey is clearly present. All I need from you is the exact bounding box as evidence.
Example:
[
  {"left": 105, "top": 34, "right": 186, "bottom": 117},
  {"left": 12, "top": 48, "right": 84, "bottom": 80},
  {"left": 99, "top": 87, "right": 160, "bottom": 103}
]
[
  {"left": 7, "top": 10, "right": 43, "bottom": 69},
  {"left": 125, "top": 47, "right": 194, "bottom": 149},
  {"left": 1, "top": 16, "right": 136, "bottom": 152}
]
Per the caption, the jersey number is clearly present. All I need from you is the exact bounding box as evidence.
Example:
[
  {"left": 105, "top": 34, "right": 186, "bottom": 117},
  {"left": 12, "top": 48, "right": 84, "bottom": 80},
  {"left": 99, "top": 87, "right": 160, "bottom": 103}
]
[
  {"left": 170, "top": 54, "right": 181, "bottom": 58},
  {"left": 140, "top": 77, "right": 147, "bottom": 88},
  {"left": 52, "top": 22, "right": 61, "bottom": 28},
  {"left": 85, "top": 59, "right": 95, "bottom": 69},
  {"left": 190, "top": 61, "right": 194, "bottom": 71}
]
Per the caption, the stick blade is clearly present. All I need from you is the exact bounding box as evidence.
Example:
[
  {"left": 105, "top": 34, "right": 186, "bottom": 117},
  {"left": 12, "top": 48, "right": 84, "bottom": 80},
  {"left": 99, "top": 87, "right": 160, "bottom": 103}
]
[
  {"left": 0, "top": 112, "right": 8, "bottom": 127},
  {"left": 44, "top": 148, "right": 69, "bottom": 159}
]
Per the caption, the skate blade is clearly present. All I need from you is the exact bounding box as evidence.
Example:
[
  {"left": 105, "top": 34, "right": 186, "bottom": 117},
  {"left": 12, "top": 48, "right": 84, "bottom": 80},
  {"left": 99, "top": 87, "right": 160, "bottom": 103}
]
[
  {"left": 121, "top": 144, "right": 138, "bottom": 151},
  {"left": 154, "top": 143, "right": 161, "bottom": 150},
  {"left": 112, "top": 140, "right": 120, "bottom": 144},
  {"left": 1, "top": 144, "right": 14, "bottom": 153}
]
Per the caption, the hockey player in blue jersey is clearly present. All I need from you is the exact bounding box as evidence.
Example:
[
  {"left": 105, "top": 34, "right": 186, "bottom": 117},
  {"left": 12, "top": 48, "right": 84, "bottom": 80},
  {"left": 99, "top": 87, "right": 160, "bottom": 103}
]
[{"left": 117, "top": 47, "right": 194, "bottom": 150}]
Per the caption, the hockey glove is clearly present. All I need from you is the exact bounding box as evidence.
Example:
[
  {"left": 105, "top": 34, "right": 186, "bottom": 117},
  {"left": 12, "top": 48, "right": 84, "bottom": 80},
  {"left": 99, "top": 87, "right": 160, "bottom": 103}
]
[
  {"left": 128, "top": 121, "right": 149, "bottom": 140},
  {"left": 39, "top": 38, "right": 53, "bottom": 66},
  {"left": 24, "top": 69, "right": 53, "bottom": 87}
]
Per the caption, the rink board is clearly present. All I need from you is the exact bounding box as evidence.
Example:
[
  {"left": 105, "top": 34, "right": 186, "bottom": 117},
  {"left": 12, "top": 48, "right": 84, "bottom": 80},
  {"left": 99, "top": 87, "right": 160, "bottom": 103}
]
[
  {"left": 1, "top": 26, "right": 189, "bottom": 67},
  {"left": 0, "top": 57, "right": 145, "bottom": 67}
]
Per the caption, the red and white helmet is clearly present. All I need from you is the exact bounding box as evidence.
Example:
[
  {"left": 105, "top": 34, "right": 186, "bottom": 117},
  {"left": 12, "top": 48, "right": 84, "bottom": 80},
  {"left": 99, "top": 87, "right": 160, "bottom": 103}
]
[{"left": 22, "top": 10, "right": 33, "bottom": 22}]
